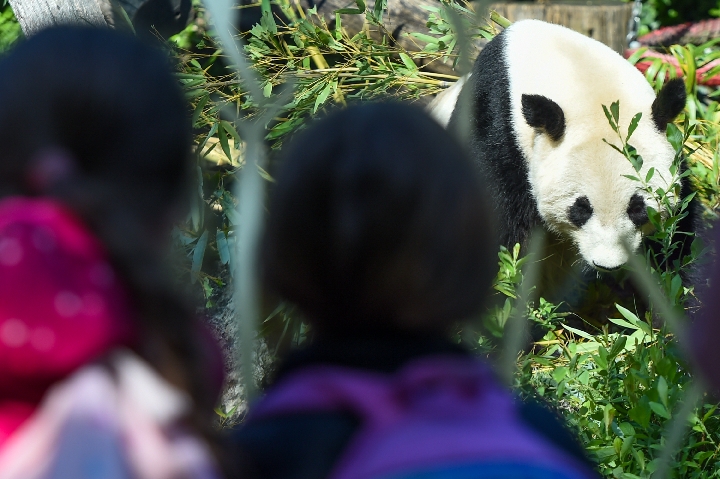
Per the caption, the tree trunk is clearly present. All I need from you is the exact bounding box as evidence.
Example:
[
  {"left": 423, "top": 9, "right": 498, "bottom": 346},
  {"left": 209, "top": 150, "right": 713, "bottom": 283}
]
[
  {"left": 490, "top": 0, "right": 633, "bottom": 54},
  {"left": 8, "top": 0, "right": 108, "bottom": 36},
  {"left": 8, "top": 0, "right": 191, "bottom": 40}
]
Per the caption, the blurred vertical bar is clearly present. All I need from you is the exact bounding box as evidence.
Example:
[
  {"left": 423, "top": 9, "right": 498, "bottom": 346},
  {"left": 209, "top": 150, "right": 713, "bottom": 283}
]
[{"left": 203, "top": 0, "right": 265, "bottom": 404}]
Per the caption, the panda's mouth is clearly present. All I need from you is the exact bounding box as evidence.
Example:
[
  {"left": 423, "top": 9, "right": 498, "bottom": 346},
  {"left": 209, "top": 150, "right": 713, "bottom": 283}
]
[{"left": 592, "top": 262, "right": 623, "bottom": 273}]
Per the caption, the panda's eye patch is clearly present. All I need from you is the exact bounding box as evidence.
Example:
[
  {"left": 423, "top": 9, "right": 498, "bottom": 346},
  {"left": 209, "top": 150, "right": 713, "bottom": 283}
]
[
  {"left": 567, "top": 196, "right": 593, "bottom": 227},
  {"left": 627, "top": 194, "right": 649, "bottom": 227}
]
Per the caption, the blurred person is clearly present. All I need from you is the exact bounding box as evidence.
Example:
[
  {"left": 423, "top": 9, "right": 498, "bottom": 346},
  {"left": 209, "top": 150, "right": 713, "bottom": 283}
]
[
  {"left": 691, "top": 225, "right": 720, "bottom": 392},
  {"left": 232, "top": 102, "right": 599, "bottom": 479},
  {"left": 0, "top": 26, "right": 223, "bottom": 478}
]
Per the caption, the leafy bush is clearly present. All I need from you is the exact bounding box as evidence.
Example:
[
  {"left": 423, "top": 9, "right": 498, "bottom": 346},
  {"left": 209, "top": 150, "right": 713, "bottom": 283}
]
[
  {"left": 171, "top": 1, "right": 720, "bottom": 473},
  {"left": 171, "top": 0, "right": 461, "bottom": 303},
  {"left": 637, "top": 0, "right": 720, "bottom": 36},
  {"left": 266, "top": 5, "right": 720, "bottom": 478},
  {"left": 4, "top": 0, "right": 719, "bottom": 473},
  {"left": 9, "top": 0, "right": 703, "bottom": 475},
  {"left": 491, "top": 119, "right": 717, "bottom": 476}
]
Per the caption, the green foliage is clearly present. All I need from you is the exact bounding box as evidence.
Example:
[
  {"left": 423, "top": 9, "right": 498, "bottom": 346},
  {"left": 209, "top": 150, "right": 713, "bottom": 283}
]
[
  {"left": 628, "top": 41, "right": 720, "bottom": 216},
  {"left": 408, "top": 1, "right": 497, "bottom": 69},
  {"left": 603, "top": 101, "right": 699, "bottom": 282},
  {"left": 482, "top": 99, "right": 719, "bottom": 477},
  {"left": 0, "top": 3, "right": 21, "bottom": 53},
  {"left": 635, "top": 0, "right": 720, "bottom": 36},
  {"left": 169, "top": 1, "right": 720, "bottom": 475},
  {"left": 172, "top": 0, "right": 461, "bottom": 304}
]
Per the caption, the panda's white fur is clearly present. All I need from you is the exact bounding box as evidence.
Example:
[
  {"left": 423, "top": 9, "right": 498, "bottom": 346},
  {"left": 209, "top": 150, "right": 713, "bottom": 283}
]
[
  {"left": 436, "top": 20, "right": 687, "bottom": 272},
  {"left": 507, "top": 21, "right": 675, "bottom": 270},
  {"left": 426, "top": 74, "right": 470, "bottom": 127}
]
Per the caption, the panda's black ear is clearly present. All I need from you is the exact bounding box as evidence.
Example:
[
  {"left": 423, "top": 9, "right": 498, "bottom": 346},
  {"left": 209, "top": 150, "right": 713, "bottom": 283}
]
[
  {"left": 651, "top": 78, "right": 686, "bottom": 132},
  {"left": 521, "top": 94, "right": 565, "bottom": 142}
]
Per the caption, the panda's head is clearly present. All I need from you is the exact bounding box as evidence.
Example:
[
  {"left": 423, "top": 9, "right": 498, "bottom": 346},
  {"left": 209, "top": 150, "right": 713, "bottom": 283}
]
[{"left": 521, "top": 78, "right": 686, "bottom": 271}]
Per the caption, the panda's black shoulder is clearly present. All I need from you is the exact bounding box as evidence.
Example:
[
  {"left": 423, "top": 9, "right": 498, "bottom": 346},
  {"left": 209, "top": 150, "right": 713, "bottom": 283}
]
[
  {"left": 447, "top": 26, "right": 540, "bottom": 250},
  {"left": 447, "top": 29, "right": 510, "bottom": 134},
  {"left": 470, "top": 27, "right": 510, "bottom": 82}
]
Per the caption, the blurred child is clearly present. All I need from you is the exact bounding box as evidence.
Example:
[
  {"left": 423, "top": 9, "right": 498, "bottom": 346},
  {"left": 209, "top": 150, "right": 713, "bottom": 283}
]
[
  {"left": 232, "top": 102, "right": 599, "bottom": 479},
  {"left": 0, "top": 27, "right": 222, "bottom": 478},
  {"left": 691, "top": 225, "right": 720, "bottom": 392}
]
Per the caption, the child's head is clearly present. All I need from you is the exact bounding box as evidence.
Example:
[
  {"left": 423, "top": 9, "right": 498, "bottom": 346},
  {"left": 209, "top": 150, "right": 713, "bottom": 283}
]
[
  {"left": 0, "top": 27, "right": 217, "bottom": 412},
  {"left": 0, "top": 26, "right": 192, "bottom": 233},
  {"left": 262, "top": 102, "right": 497, "bottom": 337}
]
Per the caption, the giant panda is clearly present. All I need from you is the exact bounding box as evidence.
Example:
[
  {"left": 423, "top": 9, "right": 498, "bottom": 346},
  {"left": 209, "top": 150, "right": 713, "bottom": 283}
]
[{"left": 430, "top": 20, "right": 694, "bottom": 306}]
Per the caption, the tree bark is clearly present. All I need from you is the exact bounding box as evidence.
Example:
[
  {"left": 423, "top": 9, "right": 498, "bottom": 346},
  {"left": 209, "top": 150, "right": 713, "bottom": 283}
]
[
  {"left": 8, "top": 0, "right": 190, "bottom": 40},
  {"left": 489, "top": 1, "right": 633, "bottom": 54},
  {"left": 8, "top": 0, "right": 108, "bottom": 36}
]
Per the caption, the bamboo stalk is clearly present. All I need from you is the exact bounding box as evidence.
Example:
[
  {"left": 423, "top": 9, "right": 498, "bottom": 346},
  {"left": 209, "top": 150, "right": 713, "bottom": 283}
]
[
  {"left": 306, "top": 45, "right": 330, "bottom": 69},
  {"left": 323, "top": 73, "right": 451, "bottom": 85},
  {"left": 686, "top": 138, "right": 715, "bottom": 171},
  {"left": 305, "top": 67, "right": 460, "bottom": 80},
  {"left": 188, "top": 73, "right": 453, "bottom": 90}
]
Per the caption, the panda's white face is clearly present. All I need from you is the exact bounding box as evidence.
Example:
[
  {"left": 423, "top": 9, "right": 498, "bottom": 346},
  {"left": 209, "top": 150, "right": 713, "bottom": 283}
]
[
  {"left": 427, "top": 20, "right": 688, "bottom": 271},
  {"left": 527, "top": 117, "right": 677, "bottom": 270},
  {"left": 502, "top": 20, "right": 686, "bottom": 271}
]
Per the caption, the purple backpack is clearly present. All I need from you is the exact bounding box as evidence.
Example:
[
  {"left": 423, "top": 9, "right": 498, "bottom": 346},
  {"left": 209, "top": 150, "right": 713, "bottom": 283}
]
[{"left": 247, "top": 355, "right": 598, "bottom": 479}]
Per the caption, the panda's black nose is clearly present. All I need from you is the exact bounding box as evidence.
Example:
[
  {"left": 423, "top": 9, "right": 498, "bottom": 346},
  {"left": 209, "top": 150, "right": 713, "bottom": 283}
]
[{"left": 593, "top": 262, "right": 621, "bottom": 272}]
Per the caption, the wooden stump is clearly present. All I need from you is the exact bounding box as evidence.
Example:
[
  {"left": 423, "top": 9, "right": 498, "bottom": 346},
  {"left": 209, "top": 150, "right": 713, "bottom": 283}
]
[{"left": 490, "top": 0, "right": 633, "bottom": 54}]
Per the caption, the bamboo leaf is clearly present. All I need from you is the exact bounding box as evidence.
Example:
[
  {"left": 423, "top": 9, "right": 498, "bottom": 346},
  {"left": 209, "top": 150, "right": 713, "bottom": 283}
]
[
  {"left": 372, "top": 0, "right": 387, "bottom": 23},
  {"left": 313, "top": 82, "right": 334, "bottom": 113},
  {"left": 608, "top": 317, "right": 639, "bottom": 330},
  {"left": 399, "top": 53, "right": 417, "bottom": 72},
  {"left": 657, "top": 376, "right": 669, "bottom": 408},
  {"left": 616, "top": 304, "right": 652, "bottom": 335},
  {"left": 562, "top": 323, "right": 595, "bottom": 340},
  {"left": 602, "top": 104, "right": 618, "bottom": 132},
  {"left": 602, "top": 138, "right": 623, "bottom": 154},
  {"left": 192, "top": 94, "right": 209, "bottom": 128},
  {"left": 221, "top": 120, "right": 243, "bottom": 150},
  {"left": 627, "top": 112, "right": 642, "bottom": 141},
  {"left": 409, "top": 32, "right": 441, "bottom": 44},
  {"left": 216, "top": 229, "right": 230, "bottom": 265},
  {"left": 336, "top": 0, "right": 365, "bottom": 14},
  {"left": 650, "top": 401, "right": 671, "bottom": 420},
  {"left": 191, "top": 230, "right": 209, "bottom": 283},
  {"left": 626, "top": 47, "right": 649, "bottom": 65},
  {"left": 217, "top": 121, "right": 232, "bottom": 161},
  {"left": 610, "top": 100, "right": 620, "bottom": 125},
  {"left": 645, "top": 167, "right": 655, "bottom": 183}
]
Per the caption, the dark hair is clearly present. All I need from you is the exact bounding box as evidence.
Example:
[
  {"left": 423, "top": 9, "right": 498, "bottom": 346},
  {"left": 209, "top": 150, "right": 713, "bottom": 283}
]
[
  {"left": 0, "top": 27, "right": 216, "bottom": 419},
  {"left": 262, "top": 102, "right": 498, "bottom": 336}
]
